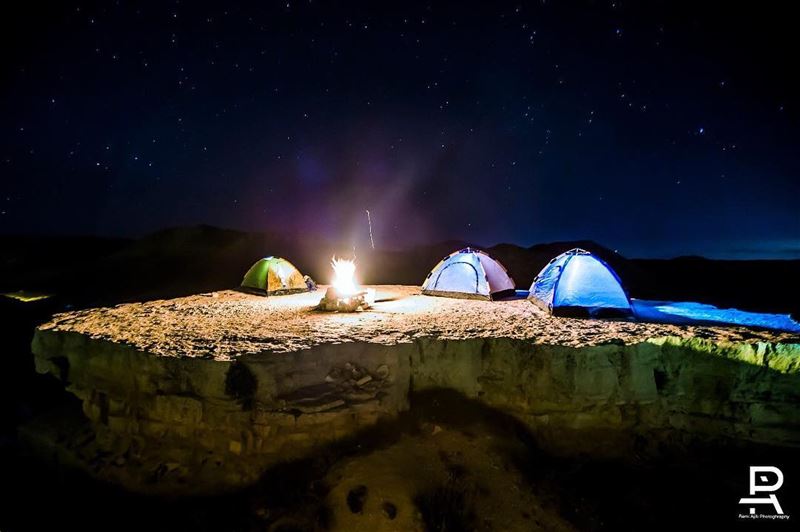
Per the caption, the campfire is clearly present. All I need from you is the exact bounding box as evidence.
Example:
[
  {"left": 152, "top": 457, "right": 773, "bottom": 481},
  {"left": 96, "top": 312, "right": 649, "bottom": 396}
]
[{"left": 317, "top": 257, "right": 375, "bottom": 312}]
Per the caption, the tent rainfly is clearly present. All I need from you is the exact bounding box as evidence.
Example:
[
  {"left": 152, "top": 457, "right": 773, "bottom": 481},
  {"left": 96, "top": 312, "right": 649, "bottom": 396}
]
[
  {"left": 422, "top": 247, "right": 515, "bottom": 300},
  {"left": 240, "top": 256, "right": 308, "bottom": 295},
  {"left": 528, "top": 248, "right": 632, "bottom": 317}
]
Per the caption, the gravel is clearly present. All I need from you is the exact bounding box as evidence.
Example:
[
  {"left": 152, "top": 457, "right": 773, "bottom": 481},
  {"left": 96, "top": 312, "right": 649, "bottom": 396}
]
[{"left": 38, "top": 285, "right": 800, "bottom": 361}]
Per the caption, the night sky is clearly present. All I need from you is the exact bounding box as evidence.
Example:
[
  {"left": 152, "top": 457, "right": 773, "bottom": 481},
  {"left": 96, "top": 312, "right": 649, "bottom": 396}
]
[{"left": 2, "top": 1, "right": 798, "bottom": 258}]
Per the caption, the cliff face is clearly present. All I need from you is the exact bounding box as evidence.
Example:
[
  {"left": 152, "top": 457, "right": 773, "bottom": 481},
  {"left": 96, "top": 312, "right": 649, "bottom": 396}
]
[
  {"left": 29, "top": 286, "right": 800, "bottom": 493},
  {"left": 410, "top": 336, "right": 800, "bottom": 455},
  {"left": 31, "top": 330, "right": 412, "bottom": 492}
]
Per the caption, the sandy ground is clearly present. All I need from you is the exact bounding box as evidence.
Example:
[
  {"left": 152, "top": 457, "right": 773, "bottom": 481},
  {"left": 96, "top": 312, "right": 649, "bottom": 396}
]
[{"left": 37, "top": 286, "right": 800, "bottom": 361}]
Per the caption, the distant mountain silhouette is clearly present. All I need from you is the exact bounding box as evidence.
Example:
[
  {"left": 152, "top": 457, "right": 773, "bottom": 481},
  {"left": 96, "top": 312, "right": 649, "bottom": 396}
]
[{"left": 1, "top": 225, "right": 797, "bottom": 318}]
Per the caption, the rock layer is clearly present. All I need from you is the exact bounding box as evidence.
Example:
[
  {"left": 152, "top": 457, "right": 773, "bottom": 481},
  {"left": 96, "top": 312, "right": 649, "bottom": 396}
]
[{"left": 29, "top": 286, "right": 800, "bottom": 493}]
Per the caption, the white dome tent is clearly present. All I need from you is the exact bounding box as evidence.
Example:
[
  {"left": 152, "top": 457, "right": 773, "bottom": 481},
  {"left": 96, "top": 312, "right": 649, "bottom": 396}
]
[
  {"left": 422, "top": 247, "right": 515, "bottom": 300},
  {"left": 528, "top": 248, "right": 632, "bottom": 317}
]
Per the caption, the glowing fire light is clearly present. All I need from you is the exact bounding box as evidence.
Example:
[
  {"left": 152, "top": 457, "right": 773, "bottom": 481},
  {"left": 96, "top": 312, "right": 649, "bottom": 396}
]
[
  {"left": 319, "top": 256, "right": 374, "bottom": 312},
  {"left": 331, "top": 256, "right": 358, "bottom": 296}
]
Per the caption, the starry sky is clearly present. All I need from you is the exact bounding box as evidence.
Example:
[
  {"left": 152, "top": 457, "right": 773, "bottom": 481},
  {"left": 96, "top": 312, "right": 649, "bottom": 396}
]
[{"left": 2, "top": 1, "right": 798, "bottom": 258}]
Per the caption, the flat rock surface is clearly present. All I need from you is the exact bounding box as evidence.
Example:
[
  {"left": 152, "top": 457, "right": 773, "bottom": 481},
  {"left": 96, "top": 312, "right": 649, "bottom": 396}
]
[{"left": 38, "top": 286, "right": 800, "bottom": 361}]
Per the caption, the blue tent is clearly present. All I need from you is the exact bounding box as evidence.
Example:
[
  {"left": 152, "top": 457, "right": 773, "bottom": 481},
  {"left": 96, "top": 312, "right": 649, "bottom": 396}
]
[
  {"left": 422, "top": 247, "right": 516, "bottom": 300},
  {"left": 529, "top": 248, "right": 633, "bottom": 317}
]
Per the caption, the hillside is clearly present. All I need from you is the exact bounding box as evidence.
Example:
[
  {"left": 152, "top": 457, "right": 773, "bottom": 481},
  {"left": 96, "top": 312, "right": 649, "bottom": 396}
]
[{"left": 1, "top": 225, "right": 798, "bottom": 317}]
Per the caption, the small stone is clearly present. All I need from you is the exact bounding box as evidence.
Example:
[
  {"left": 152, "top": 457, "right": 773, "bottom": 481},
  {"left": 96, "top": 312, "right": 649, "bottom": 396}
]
[
  {"left": 356, "top": 375, "right": 372, "bottom": 386},
  {"left": 375, "top": 364, "right": 390, "bottom": 379},
  {"left": 347, "top": 391, "right": 376, "bottom": 402}
]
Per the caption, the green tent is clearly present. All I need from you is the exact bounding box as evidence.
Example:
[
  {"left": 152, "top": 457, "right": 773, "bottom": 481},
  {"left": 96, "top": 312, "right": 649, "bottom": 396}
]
[{"left": 240, "top": 256, "right": 309, "bottom": 295}]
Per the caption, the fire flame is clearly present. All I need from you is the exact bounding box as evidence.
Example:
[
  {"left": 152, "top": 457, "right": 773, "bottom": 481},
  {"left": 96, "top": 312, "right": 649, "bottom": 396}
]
[{"left": 331, "top": 256, "right": 358, "bottom": 295}]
